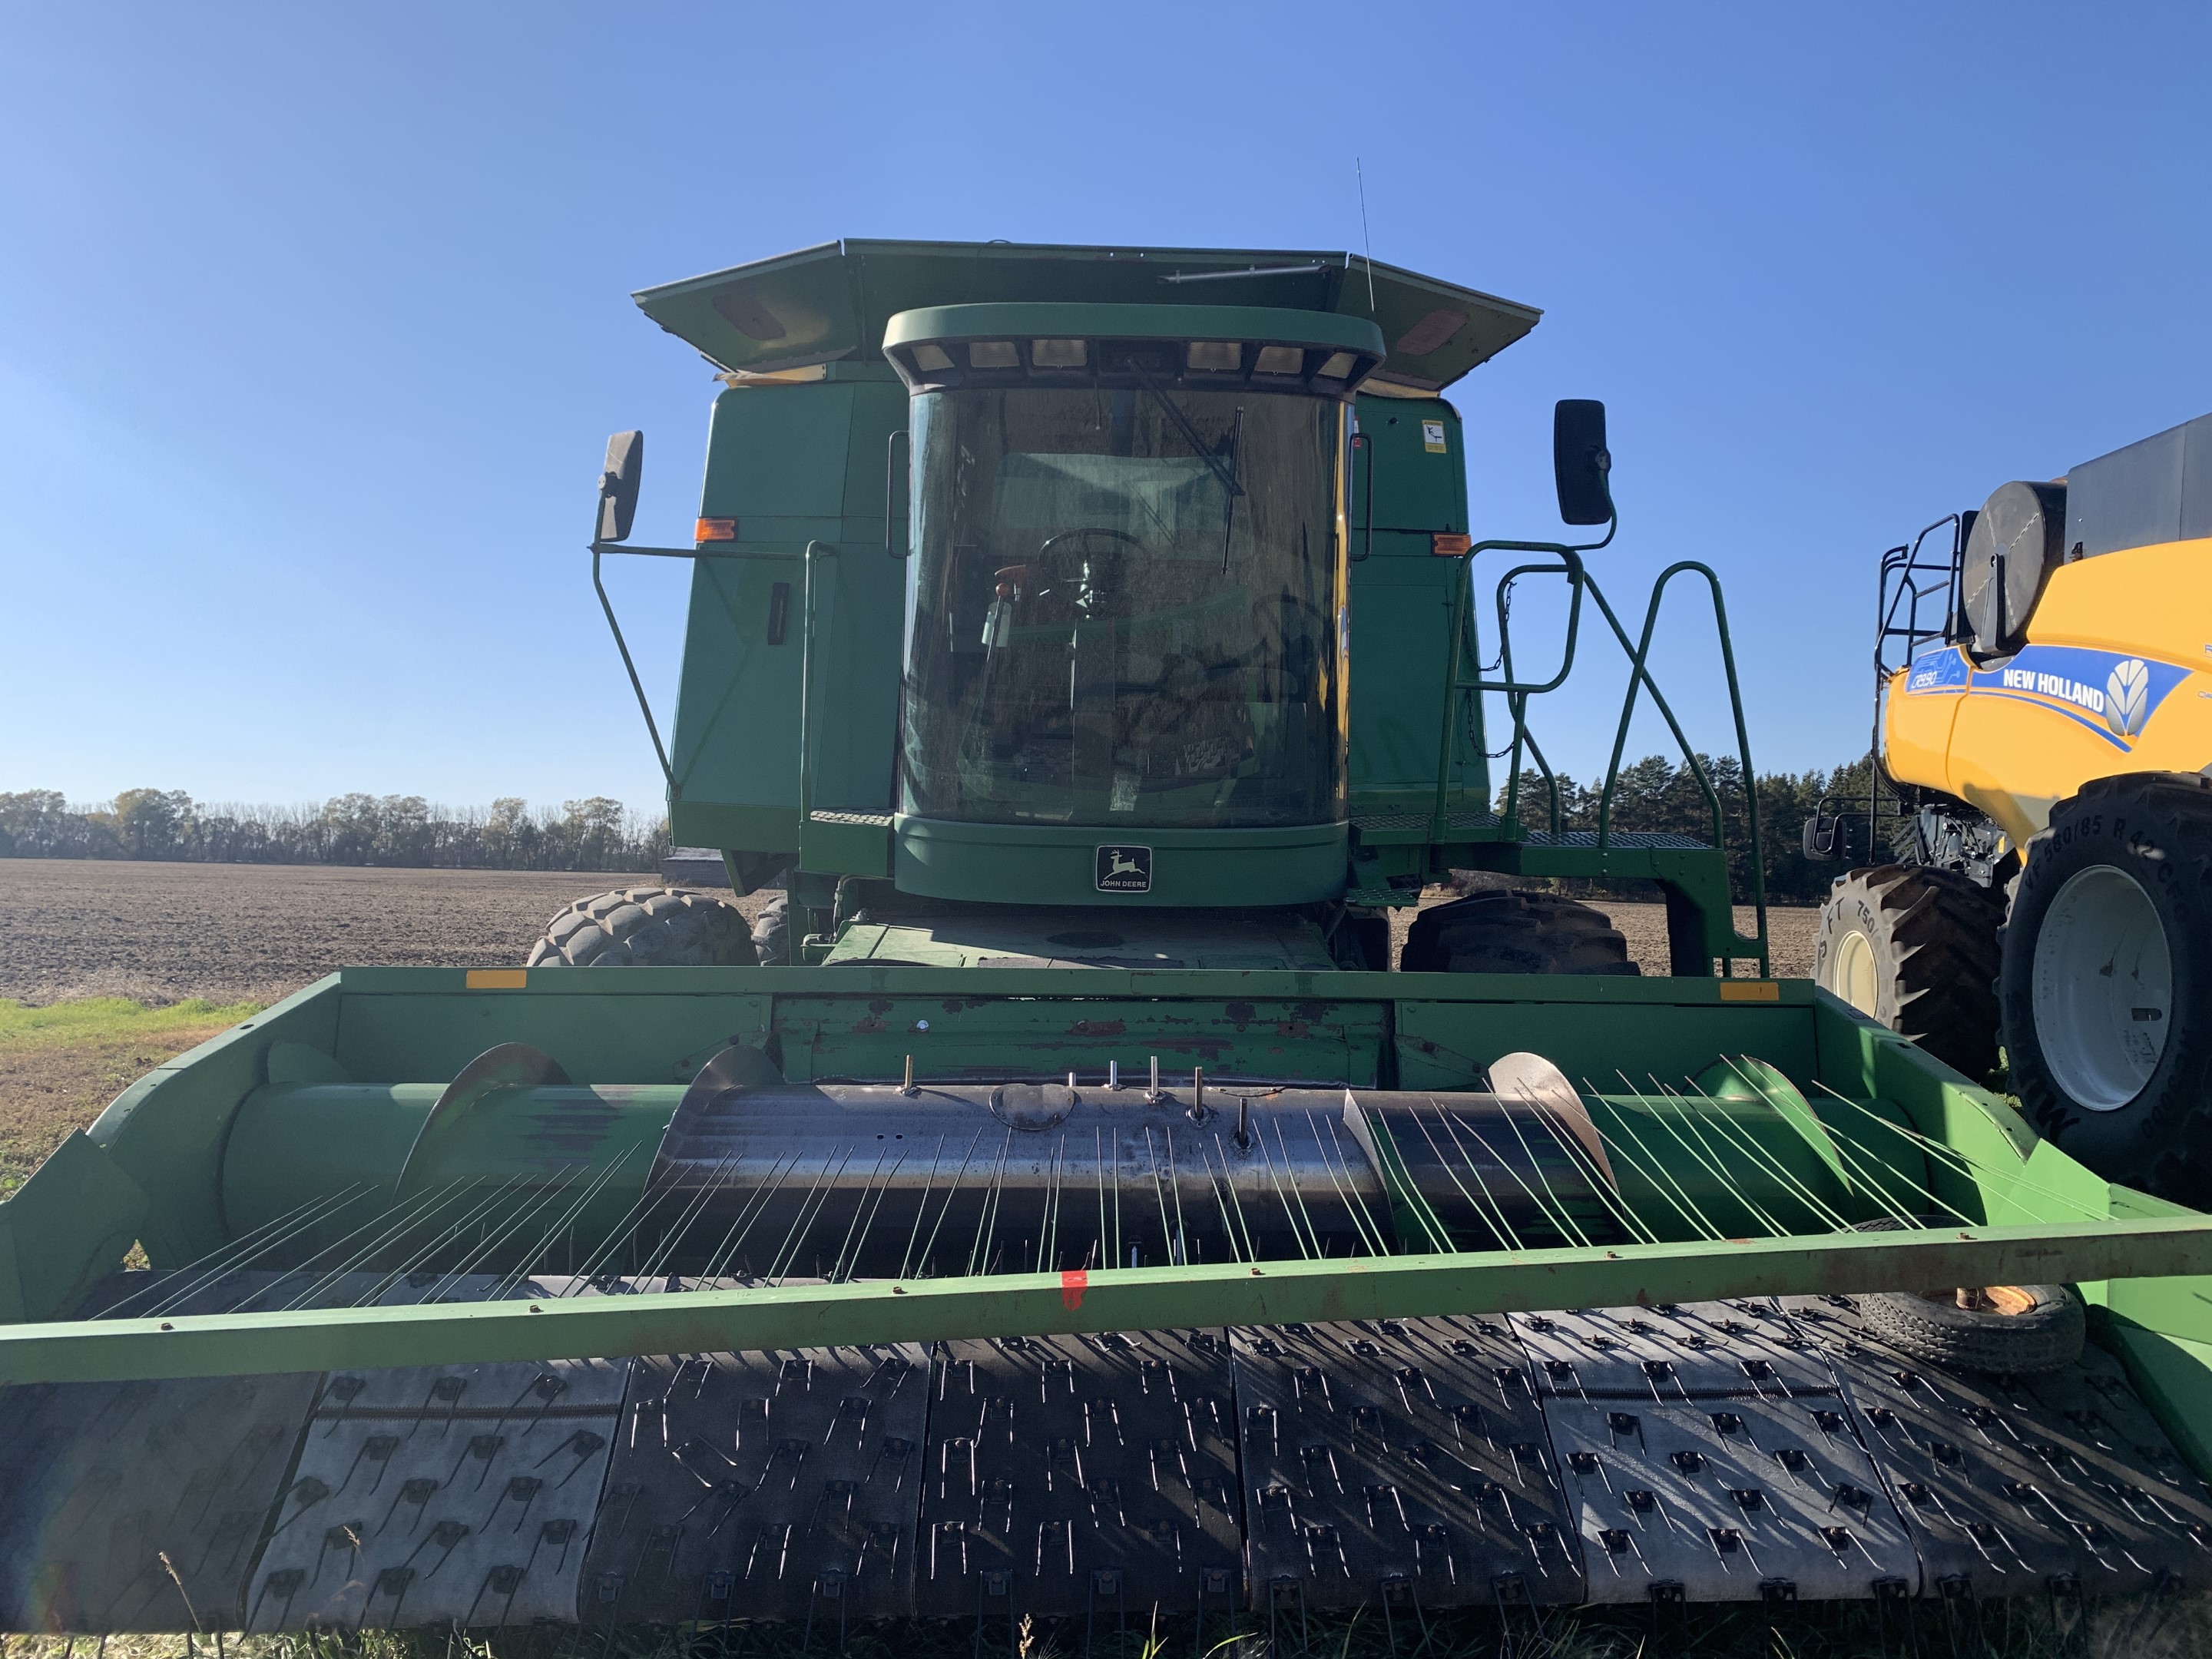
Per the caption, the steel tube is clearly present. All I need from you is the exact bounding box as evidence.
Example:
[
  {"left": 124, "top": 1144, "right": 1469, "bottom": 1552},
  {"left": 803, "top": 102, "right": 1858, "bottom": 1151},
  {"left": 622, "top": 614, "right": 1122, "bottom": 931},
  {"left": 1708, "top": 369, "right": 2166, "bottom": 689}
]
[{"left": 9, "top": 1218, "right": 2211, "bottom": 1386}]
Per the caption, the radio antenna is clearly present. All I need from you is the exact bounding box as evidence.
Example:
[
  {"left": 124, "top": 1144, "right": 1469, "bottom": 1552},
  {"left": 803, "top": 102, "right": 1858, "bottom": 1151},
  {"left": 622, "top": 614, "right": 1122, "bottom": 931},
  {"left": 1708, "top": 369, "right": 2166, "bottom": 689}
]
[{"left": 1355, "top": 157, "right": 1378, "bottom": 313}]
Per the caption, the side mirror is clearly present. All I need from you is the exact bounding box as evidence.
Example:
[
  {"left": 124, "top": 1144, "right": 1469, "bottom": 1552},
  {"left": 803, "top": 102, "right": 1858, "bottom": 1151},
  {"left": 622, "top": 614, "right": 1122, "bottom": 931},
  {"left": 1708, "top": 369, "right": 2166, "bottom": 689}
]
[
  {"left": 1552, "top": 400, "right": 1613, "bottom": 526},
  {"left": 598, "top": 430, "right": 644, "bottom": 543}
]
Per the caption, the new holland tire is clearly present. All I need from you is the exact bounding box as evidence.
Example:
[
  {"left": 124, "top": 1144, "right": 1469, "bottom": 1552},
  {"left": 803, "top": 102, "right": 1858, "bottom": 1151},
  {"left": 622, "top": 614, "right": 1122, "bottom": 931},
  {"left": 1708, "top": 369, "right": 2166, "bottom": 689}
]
[
  {"left": 527, "top": 886, "right": 758, "bottom": 968},
  {"left": 2002, "top": 773, "right": 2212, "bottom": 1204},
  {"left": 1850, "top": 1219, "right": 2085, "bottom": 1373},
  {"left": 1400, "top": 889, "right": 1637, "bottom": 975},
  {"left": 1813, "top": 865, "right": 2002, "bottom": 1078}
]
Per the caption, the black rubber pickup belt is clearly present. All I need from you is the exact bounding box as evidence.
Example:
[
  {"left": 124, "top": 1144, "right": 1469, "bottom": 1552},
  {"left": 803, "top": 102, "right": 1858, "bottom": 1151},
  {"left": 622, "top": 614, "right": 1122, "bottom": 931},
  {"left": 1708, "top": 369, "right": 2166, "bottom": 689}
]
[{"left": 2, "top": 1280, "right": 2210, "bottom": 1631}]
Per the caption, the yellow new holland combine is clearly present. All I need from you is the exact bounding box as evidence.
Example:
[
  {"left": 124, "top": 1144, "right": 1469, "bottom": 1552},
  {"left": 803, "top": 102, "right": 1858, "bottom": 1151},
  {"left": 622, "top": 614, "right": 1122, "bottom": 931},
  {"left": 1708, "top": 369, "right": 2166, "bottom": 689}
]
[{"left": 1808, "top": 412, "right": 2212, "bottom": 1204}]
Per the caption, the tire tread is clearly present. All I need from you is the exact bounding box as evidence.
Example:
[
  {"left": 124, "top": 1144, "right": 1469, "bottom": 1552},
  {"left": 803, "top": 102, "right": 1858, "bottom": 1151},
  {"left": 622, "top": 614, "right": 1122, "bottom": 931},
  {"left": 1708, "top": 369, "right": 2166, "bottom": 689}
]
[{"left": 526, "top": 886, "right": 757, "bottom": 968}]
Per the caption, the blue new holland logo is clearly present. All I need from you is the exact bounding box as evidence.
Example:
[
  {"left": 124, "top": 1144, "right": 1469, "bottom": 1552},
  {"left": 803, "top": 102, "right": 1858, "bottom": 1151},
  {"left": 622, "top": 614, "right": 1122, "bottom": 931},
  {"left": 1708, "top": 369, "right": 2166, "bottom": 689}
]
[{"left": 1903, "top": 642, "right": 2187, "bottom": 749}]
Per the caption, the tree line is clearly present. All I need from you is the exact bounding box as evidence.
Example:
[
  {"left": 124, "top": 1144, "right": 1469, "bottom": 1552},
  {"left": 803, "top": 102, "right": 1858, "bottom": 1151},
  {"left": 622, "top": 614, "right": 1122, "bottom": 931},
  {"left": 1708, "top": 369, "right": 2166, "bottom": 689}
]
[
  {"left": 1490, "top": 753, "right": 1876, "bottom": 906},
  {"left": 2, "top": 756, "right": 1871, "bottom": 899},
  {"left": 0, "top": 790, "right": 669, "bottom": 873}
]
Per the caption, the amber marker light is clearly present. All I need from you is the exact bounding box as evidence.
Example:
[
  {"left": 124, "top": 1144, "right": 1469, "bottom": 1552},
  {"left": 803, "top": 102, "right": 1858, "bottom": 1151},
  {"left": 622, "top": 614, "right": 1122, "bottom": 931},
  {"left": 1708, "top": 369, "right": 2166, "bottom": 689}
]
[
  {"left": 696, "top": 518, "right": 737, "bottom": 542},
  {"left": 1432, "top": 534, "right": 1473, "bottom": 556}
]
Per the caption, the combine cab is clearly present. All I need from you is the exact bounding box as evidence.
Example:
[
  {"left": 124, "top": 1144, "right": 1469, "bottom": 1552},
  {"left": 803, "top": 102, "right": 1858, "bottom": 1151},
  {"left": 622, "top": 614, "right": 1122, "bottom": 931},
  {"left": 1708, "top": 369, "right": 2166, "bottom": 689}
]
[{"left": 5, "top": 243, "right": 2212, "bottom": 1638}]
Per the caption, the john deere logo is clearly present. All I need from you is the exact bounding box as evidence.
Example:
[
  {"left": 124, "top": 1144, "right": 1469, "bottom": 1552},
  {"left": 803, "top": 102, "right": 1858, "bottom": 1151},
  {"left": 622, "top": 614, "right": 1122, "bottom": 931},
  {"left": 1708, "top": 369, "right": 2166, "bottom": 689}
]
[
  {"left": 1095, "top": 846, "right": 1151, "bottom": 892},
  {"left": 2107, "top": 657, "right": 2151, "bottom": 737}
]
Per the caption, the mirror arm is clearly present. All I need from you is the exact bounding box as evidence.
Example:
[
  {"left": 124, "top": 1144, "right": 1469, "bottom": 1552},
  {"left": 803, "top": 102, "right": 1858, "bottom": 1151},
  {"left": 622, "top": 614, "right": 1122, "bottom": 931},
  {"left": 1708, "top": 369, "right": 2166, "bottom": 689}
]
[
  {"left": 591, "top": 542, "right": 781, "bottom": 562},
  {"left": 591, "top": 543, "right": 675, "bottom": 793}
]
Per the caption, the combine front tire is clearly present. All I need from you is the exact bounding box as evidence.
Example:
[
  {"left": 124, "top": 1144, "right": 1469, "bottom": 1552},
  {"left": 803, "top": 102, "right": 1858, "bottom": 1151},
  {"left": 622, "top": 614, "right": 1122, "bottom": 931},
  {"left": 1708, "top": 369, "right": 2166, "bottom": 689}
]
[
  {"left": 1401, "top": 889, "right": 1637, "bottom": 975},
  {"left": 2002, "top": 775, "right": 2212, "bottom": 1203},
  {"left": 527, "top": 886, "right": 758, "bottom": 968},
  {"left": 1813, "top": 866, "right": 2002, "bottom": 1078},
  {"left": 750, "top": 891, "right": 792, "bottom": 966}
]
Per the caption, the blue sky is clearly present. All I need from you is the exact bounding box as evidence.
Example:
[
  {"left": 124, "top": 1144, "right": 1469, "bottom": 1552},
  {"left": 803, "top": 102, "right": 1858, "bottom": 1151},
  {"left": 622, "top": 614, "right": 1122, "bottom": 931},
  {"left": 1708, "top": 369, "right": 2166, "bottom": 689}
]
[{"left": 5, "top": 4, "right": 2208, "bottom": 818}]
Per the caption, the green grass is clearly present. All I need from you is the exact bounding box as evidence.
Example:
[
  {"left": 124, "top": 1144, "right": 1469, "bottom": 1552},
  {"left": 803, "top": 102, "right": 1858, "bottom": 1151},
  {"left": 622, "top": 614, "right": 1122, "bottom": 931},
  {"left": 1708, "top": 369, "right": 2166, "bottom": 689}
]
[{"left": 0, "top": 995, "right": 264, "bottom": 1049}]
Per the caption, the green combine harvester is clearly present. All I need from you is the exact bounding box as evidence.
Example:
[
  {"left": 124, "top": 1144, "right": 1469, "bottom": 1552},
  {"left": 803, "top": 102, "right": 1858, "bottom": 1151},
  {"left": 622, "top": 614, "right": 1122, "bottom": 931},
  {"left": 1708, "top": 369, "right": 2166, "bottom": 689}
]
[{"left": 5, "top": 240, "right": 2212, "bottom": 1641}]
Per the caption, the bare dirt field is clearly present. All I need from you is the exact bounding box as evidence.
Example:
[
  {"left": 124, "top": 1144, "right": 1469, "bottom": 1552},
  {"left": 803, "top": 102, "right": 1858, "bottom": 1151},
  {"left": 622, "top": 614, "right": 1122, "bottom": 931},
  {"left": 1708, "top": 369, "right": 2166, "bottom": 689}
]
[
  {"left": 1, "top": 858, "right": 1814, "bottom": 1008},
  {"left": 0, "top": 859, "right": 774, "bottom": 1007},
  {"left": 1565, "top": 898, "right": 1814, "bottom": 979}
]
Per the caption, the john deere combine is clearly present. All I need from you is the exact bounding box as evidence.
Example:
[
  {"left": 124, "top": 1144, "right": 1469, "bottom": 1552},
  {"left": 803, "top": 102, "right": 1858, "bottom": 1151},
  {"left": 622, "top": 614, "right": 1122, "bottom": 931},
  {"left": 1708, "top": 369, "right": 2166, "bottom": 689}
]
[{"left": 5, "top": 241, "right": 2212, "bottom": 1641}]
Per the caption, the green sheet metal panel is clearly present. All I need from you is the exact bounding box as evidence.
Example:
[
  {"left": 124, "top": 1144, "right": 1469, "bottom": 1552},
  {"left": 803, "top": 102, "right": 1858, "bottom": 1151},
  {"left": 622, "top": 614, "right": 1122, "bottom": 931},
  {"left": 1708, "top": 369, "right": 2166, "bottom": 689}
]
[
  {"left": 772, "top": 991, "right": 1389, "bottom": 1086},
  {"left": 892, "top": 816, "right": 1350, "bottom": 909},
  {"left": 1347, "top": 552, "right": 1486, "bottom": 813},
  {"left": 666, "top": 373, "right": 908, "bottom": 855},
  {"left": 320, "top": 965, "right": 1826, "bottom": 1086},
  {"left": 1355, "top": 395, "right": 1469, "bottom": 536},
  {"left": 633, "top": 240, "right": 1539, "bottom": 393},
  {"left": 0, "top": 1134, "right": 148, "bottom": 1321},
  {"left": 329, "top": 978, "right": 773, "bottom": 1087},
  {"left": 1347, "top": 396, "right": 1485, "bottom": 817},
  {"left": 78, "top": 979, "right": 343, "bottom": 1267},
  {"left": 1394, "top": 989, "right": 1816, "bottom": 1094}
]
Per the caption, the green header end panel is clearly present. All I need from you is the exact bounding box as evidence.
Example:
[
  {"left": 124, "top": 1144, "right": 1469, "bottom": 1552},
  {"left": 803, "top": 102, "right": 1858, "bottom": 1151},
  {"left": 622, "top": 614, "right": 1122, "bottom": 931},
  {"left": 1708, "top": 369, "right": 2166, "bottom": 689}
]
[
  {"left": 1348, "top": 396, "right": 1487, "bottom": 816},
  {"left": 667, "top": 373, "right": 907, "bottom": 857}
]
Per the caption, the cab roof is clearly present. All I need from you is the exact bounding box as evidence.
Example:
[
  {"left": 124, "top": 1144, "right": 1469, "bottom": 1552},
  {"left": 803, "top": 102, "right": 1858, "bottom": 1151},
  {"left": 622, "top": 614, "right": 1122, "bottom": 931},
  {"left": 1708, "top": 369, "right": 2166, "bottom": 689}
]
[{"left": 633, "top": 238, "right": 1540, "bottom": 397}]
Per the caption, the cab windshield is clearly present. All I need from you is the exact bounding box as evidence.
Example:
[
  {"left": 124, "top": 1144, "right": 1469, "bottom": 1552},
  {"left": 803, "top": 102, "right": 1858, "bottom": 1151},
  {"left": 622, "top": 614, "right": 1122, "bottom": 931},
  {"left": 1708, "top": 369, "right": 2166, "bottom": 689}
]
[{"left": 901, "top": 386, "right": 1344, "bottom": 828}]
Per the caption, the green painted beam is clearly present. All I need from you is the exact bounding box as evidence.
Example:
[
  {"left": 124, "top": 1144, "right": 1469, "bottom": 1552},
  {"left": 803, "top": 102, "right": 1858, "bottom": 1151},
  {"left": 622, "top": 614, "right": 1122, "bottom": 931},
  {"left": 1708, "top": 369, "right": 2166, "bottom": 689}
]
[
  {"left": 9, "top": 1217, "right": 2212, "bottom": 1386},
  {"left": 326, "top": 962, "right": 1815, "bottom": 1004}
]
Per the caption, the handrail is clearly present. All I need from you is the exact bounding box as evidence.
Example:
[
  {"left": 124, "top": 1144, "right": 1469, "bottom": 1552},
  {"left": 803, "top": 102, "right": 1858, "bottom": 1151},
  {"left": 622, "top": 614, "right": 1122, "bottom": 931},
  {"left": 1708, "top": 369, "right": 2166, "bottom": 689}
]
[
  {"left": 1426, "top": 531, "right": 1769, "bottom": 975},
  {"left": 1349, "top": 433, "right": 1376, "bottom": 562},
  {"left": 1805, "top": 515, "right": 1969, "bottom": 864},
  {"left": 1429, "top": 537, "right": 1604, "bottom": 838},
  {"left": 1588, "top": 562, "right": 1768, "bottom": 969},
  {"left": 1489, "top": 565, "right": 1579, "bottom": 838}
]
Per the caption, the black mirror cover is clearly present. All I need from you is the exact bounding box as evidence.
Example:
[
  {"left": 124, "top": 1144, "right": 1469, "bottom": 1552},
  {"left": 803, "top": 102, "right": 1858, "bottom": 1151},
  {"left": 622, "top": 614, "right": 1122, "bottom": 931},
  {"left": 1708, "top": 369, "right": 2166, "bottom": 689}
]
[
  {"left": 1553, "top": 399, "right": 1613, "bottom": 525},
  {"left": 598, "top": 430, "right": 644, "bottom": 543}
]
